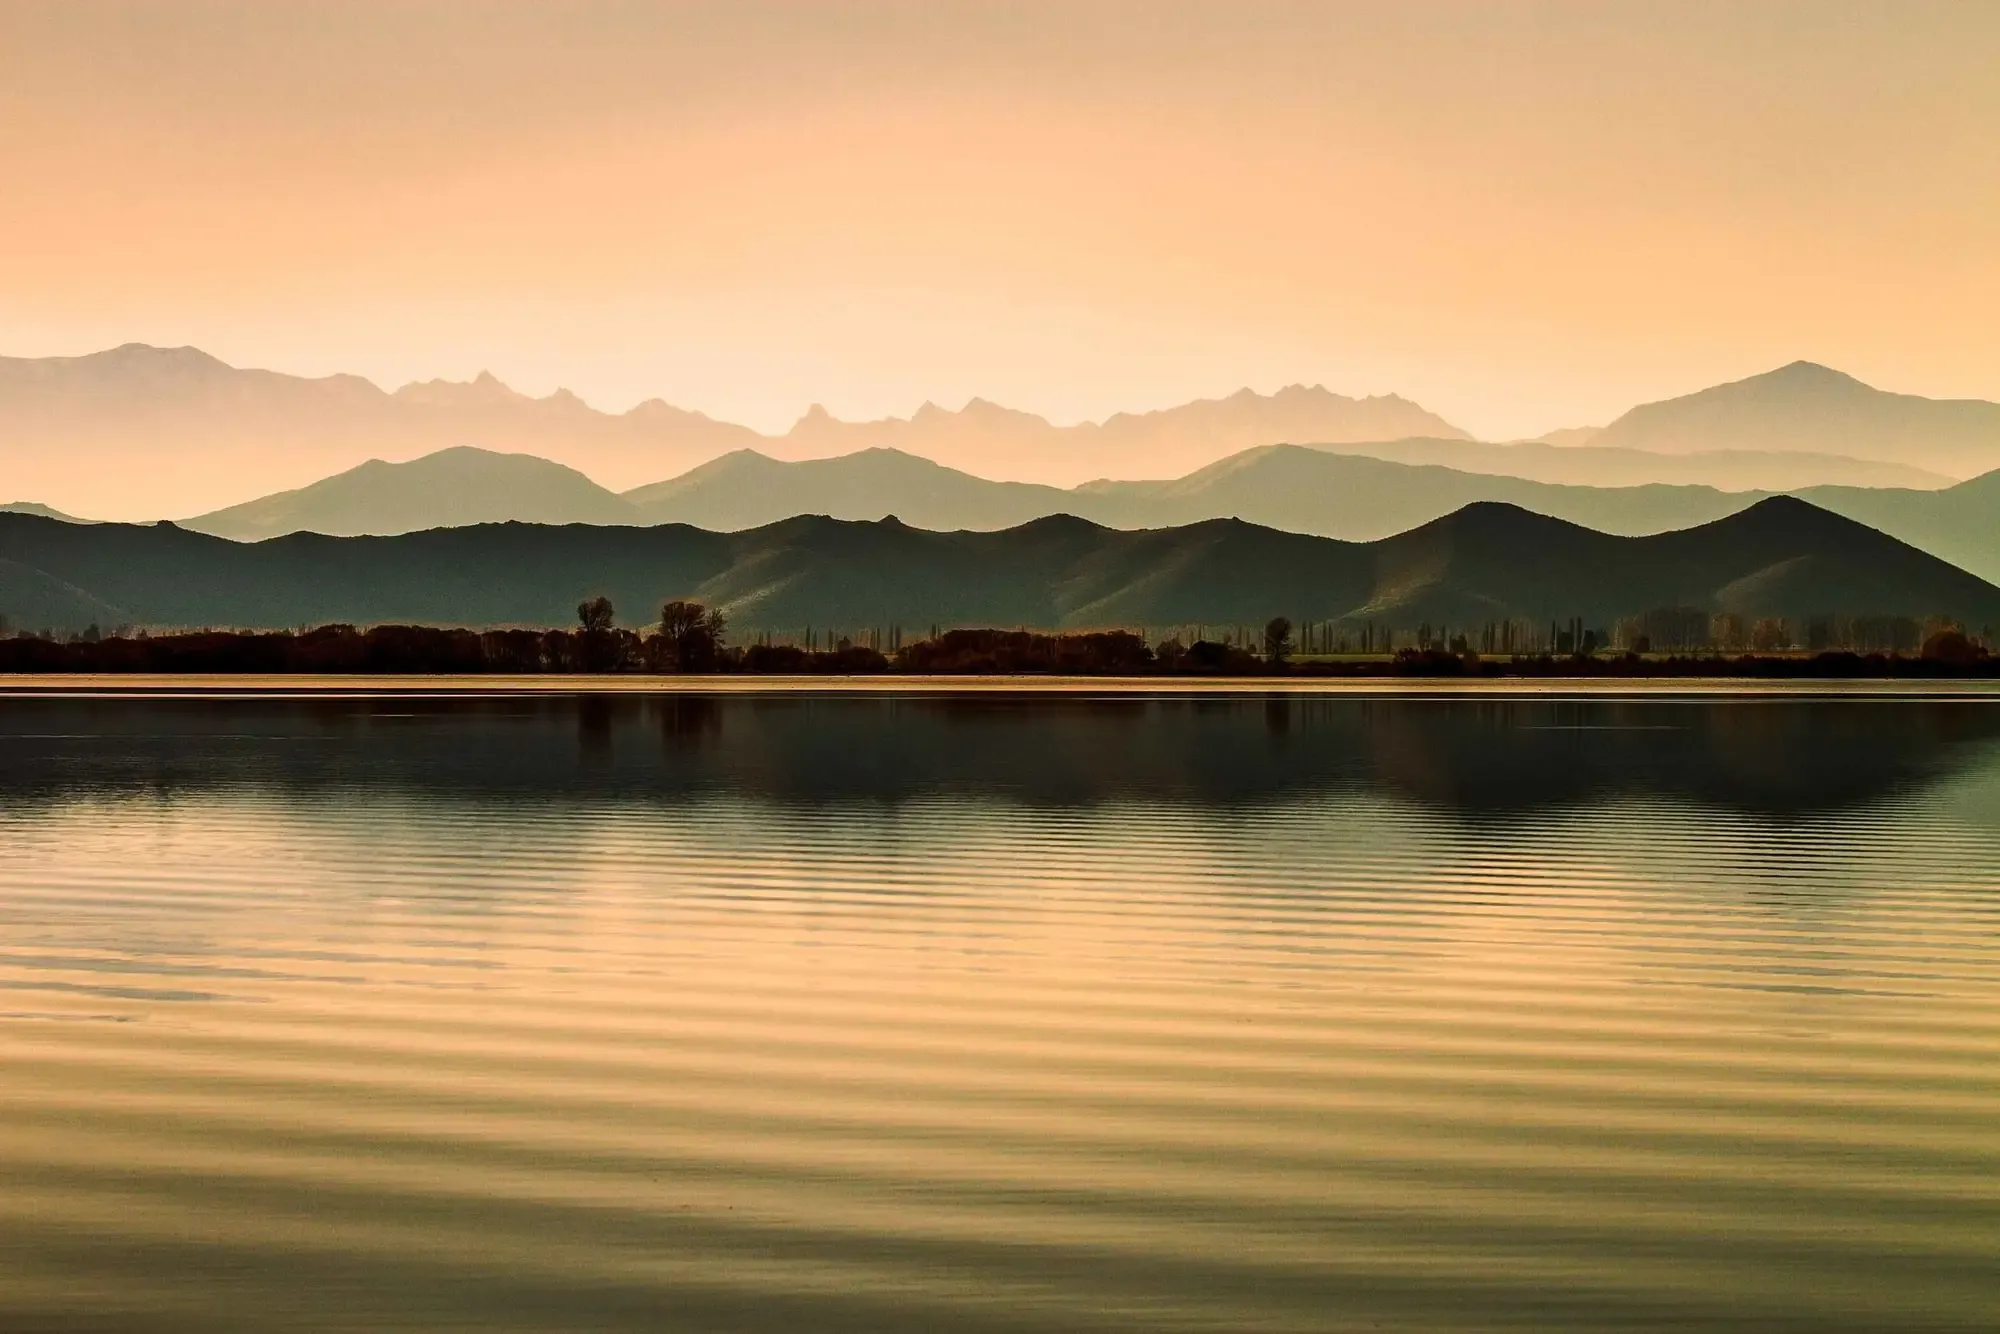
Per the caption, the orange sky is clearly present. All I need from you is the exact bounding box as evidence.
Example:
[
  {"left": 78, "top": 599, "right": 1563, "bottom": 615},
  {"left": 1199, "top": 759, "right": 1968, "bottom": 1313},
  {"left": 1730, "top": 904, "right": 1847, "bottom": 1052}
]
[{"left": 2, "top": 1, "right": 1996, "bottom": 438}]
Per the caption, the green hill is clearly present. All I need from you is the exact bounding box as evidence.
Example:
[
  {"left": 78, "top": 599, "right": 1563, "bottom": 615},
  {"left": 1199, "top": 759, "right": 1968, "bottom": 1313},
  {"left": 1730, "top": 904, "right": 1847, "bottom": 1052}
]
[
  {"left": 2, "top": 499, "right": 1995, "bottom": 637},
  {"left": 185, "top": 447, "right": 644, "bottom": 539}
]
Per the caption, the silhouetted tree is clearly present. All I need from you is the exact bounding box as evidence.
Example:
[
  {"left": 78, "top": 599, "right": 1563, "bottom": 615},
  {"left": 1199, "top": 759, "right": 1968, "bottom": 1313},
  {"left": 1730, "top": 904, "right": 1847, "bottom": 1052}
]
[
  {"left": 481, "top": 628, "right": 547, "bottom": 672},
  {"left": 1182, "top": 639, "right": 1261, "bottom": 673},
  {"left": 575, "top": 596, "right": 619, "bottom": 671},
  {"left": 659, "top": 599, "right": 726, "bottom": 672},
  {"left": 1264, "top": 616, "right": 1294, "bottom": 665},
  {"left": 894, "top": 628, "right": 1153, "bottom": 675},
  {"left": 1922, "top": 629, "right": 1985, "bottom": 665},
  {"left": 742, "top": 643, "right": 809, "bottom": 672},
  {"left": 660, "top": 599, "right": 703, "bottom": 645}
]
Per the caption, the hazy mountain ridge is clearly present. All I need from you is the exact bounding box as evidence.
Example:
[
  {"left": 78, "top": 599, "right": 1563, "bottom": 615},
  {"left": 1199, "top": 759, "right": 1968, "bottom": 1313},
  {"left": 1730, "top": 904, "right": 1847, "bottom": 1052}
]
[
  {"left": 0, "top": 344, "right": 1474, "bottom": 515},
  {"left": 1798, "top": 471, "right": 2000, "bottom": 588},
  {"left": 1071, "top": 447, "right": 1760, "bottom": 537},
  {"left": 5, "top": 500, "right": 1995, "bottom": 636},
  {"left": 1593, "top": 361, "right": 2000, "bottom": 476},
  {"left": 175, "top": 443, "right": 2000, "bottom": 585},
  {"left": 1, "top": 501, "right": 89, "bottom": 523},
  {"left": 12, "top": 345, "right": 1993, "bottom": 523},
  {"left": 768, "top": 384, "right": 1469, "bottom": 481},
  {"left": 1303, "top": 436, "right": 1944, "bottom": 490},
  {"left": 0, "top": 344, "right": 766, "bottom": 518},
  {"left": 189, "top": 448, "right": 645, "bottom": 541},
  {"left": 628, "top": 446, "right": 2000, "bottom": 583},
  {"left": 620, "top": 448, "right": 1078, "bottom": 534}
]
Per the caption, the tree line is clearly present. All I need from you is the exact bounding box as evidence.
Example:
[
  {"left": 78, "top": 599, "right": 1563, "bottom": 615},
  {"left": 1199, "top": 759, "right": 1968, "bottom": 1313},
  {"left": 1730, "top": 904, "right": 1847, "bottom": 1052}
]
[{"left": 0, "top": 599, "right": 1992, "bottom": 676}]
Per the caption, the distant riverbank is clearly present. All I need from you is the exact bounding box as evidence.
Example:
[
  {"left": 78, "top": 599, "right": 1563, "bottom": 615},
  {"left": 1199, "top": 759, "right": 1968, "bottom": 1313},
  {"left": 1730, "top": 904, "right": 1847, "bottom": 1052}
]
[
  {"left": 1, "top": 621, "right": 1993, "bottom": 681},
  {"left": 6, "top": 675, "right": 2000, "bottom": 700}
]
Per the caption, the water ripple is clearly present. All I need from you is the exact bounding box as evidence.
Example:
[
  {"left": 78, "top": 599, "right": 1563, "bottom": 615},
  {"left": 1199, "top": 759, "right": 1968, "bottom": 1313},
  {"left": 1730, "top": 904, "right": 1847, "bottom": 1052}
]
[{"left": 0, "top": 693, "right": 1996, "bottom": 1332}]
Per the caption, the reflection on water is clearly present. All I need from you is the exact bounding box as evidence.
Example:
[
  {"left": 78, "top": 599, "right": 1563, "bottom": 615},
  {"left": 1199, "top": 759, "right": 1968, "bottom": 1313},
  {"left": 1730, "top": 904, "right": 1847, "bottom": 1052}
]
[{"left": 0, "top": 692, "right": 1997, "bottom": 1332}]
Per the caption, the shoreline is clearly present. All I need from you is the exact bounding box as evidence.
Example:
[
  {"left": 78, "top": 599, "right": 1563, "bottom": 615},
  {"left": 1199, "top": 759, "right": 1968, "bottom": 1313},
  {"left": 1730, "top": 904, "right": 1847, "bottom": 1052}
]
[{"left": 5, "top": 673, "right": 2000, "bottom": 699}]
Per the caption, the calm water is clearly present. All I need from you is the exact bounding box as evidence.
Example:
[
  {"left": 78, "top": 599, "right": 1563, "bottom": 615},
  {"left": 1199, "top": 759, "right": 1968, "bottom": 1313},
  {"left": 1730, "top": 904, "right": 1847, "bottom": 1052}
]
[{"left": 2, "top": 689, "right": 1998, "bottom": 1332}]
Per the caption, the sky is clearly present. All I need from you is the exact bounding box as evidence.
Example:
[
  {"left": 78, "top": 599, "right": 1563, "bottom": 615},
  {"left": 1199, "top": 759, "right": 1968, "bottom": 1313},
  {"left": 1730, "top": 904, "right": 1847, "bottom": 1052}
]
[{"left": 1, "top": 0, "right": 1996, "bottom": 439}]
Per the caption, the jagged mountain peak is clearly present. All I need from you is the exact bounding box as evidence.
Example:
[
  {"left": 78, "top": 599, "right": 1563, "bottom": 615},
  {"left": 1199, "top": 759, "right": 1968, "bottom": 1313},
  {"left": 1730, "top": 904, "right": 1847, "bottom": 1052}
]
[{"left": 395, "top": 370, "right": 536, "bottom": 407}]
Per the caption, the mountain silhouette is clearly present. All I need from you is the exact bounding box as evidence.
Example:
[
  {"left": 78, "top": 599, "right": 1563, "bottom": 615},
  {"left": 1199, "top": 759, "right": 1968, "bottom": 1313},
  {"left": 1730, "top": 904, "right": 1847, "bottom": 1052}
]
[
  {"left": 1591, "top": 361, "right": 2000, "bottom": 476},
  {"left": 133, "top": 441, "right": 2000, "bottom": 585},
  {"left": 0, "top": 558, "right": 125, "bottom": 630},
  {"left": 186, "top": 448, "right": 645, "bottom": 539},
  {"left": 0, "top": 345, "right": 1469, "bottom": 516},
  {"left": 0, "top": 501, "right": 88, "bottom": 523},
  {"left": 632, "top": 445, "right": 1994, "bottom": 582},
  {"left": 1358, "top": 496, "right": 1999, "bottom": 630},
  {"left": 769, "top": 385, "right": 1469, "bottom": 483},
  {"left": 2, "top": 499, "right": 1993, "bottom": 636},
  {"left": 1797, "top": 469, "right": 2000, "bottom": 587},
  {"left": 622, "top": 442, "right": 1947, "bottom": 538},
  {"left": 1300, "top": 435, "right": 1944, "bottom": 490},
  {"left": 8, "top": 345, "right": 1995, "bottom": 524},
  {"left": 622, "top": 448, "right": 1076, "bottom": 531},
  {"left": 0, "top": 344, "right": 763, "bottom": 518},
  {"left": 1071, "top": 446, "right": 1764, "bottom": 537}
]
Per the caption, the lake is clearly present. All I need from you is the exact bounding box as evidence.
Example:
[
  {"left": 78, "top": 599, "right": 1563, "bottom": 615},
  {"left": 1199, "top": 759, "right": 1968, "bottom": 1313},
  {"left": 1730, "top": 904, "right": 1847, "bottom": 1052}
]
[{"left": 1, "top": 686, "right": 1997, "bottom": 1332}]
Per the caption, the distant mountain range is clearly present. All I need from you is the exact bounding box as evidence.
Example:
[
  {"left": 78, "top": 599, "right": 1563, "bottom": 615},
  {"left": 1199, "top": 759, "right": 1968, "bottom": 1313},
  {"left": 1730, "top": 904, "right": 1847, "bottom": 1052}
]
[
  {"left": 619, "top": 449, "right": 1074, "bottom": 536},
  {"left": 190, "top": 449, "right": 640, "bottom": 539},
  {"left": 3, "top": 499, "right": 1995, "bottom": 636},
  {"left": 1584, "top": 361, "right": 2000, "bottom": 477},
  {"left": 0, "top": 344, "right": 1461, "bottom": 515},
  {"left": 775, "top": 384, "right": 1468, "bottom": 484},
  {"left": 1, "top": 501, "right": 88, "bottom": 523},
  {"left": 4, "top": 345, "right": 1993, "bottom": 521},
  {"left": 1302, "top": 435, "right": 1943, "bottom": 490},
  {"left": 173, "top": 444, "right": 2000, "bottom": 585}
]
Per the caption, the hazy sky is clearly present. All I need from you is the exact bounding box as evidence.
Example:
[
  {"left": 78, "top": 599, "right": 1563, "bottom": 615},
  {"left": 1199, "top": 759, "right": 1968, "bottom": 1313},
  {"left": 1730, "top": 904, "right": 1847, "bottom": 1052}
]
[{"left": 2, "top": 0, "right": 1996, "bottom": 437}]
